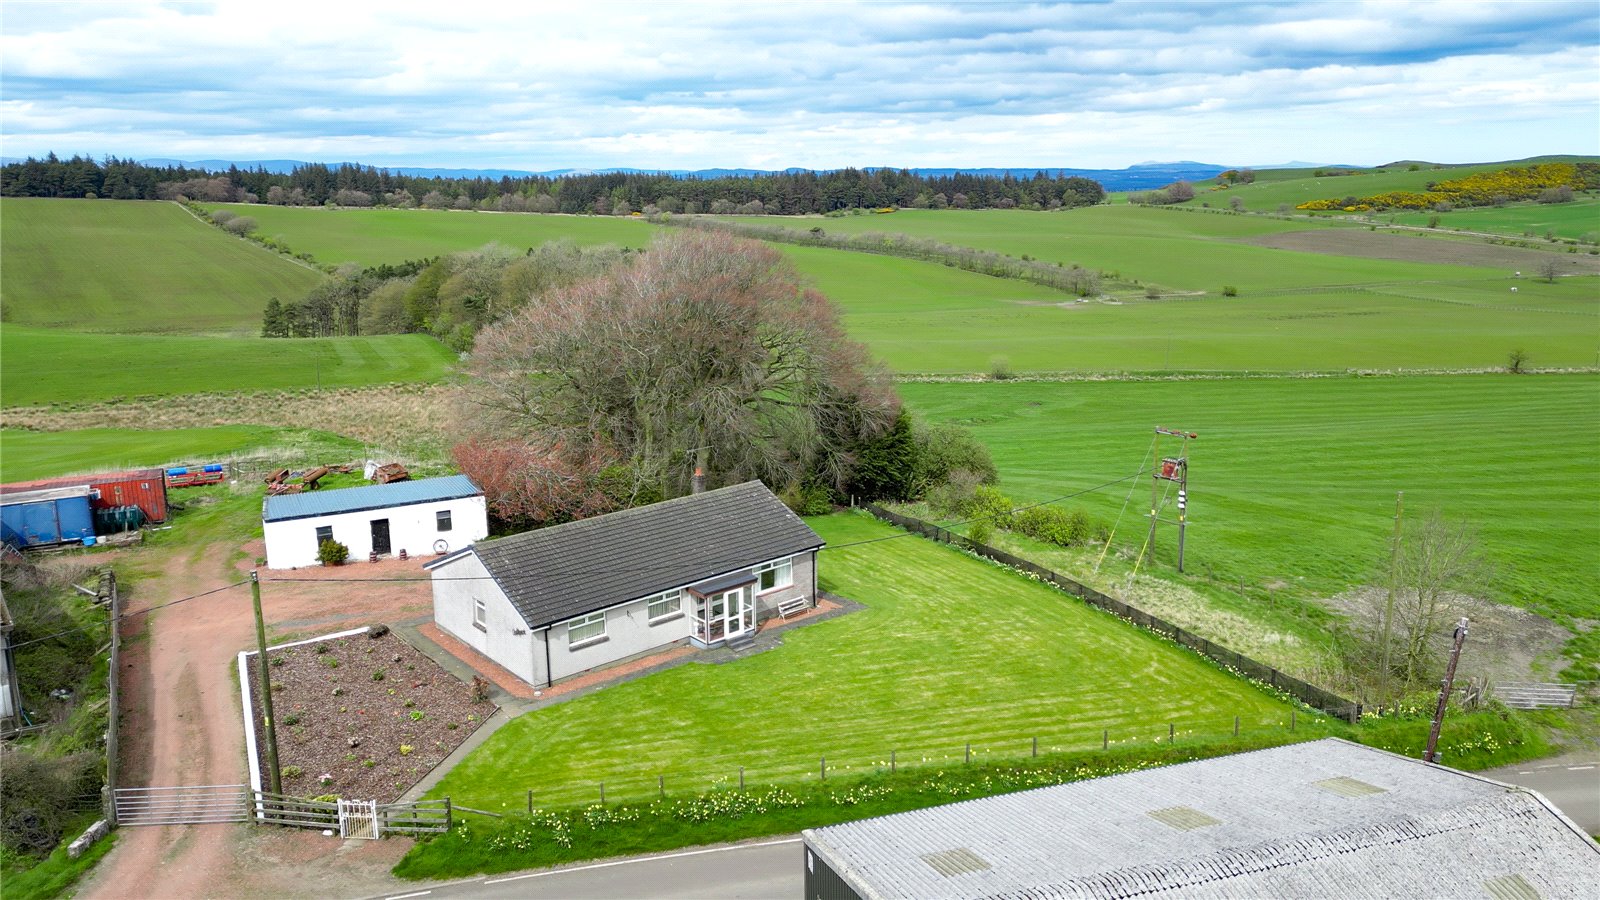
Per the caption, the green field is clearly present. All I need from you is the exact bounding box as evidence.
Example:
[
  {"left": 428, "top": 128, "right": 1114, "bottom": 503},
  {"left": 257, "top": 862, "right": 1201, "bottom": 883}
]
[
  {"left": 202, "top": 203, "right": 653, "bottom": 268},
  {"left": 0, "top": 198, "right": 323, "bottom": 333},
  {"left": 1387, "top": 199, "right": 1600, "bottom": 240},
  {"left": 898, "top": 375, "right": 1600, "bottom": 678},
  {"left": 0, "top": 425, "right": 362, "bottom": 481},
  {"left": 429, "top": 512, "right": 1294, "bottom": 809},
  {"left": 0, "top": 325, "right": 455, "bottom": 406},
  {"left": 1176, "top": 157, "right": 1599, "bottom": 214}
]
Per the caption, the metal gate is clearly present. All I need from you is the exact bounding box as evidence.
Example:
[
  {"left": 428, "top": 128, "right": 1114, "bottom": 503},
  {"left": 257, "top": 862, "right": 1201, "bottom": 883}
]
[
  {"left": 113, "top": 785, "right": 250, "bottom": 826},
  {"left": 338, "top": 798, "right": 379, "bottom": 839}
]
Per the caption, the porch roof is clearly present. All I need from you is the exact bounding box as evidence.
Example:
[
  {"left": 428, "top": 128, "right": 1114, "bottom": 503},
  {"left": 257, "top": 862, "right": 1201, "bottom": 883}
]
[
  {"left": 687, "top": 570, "right": 758, "bottom": 597},
  {"left": 464, "top": 481, "right": 823, "bottom": 630}
]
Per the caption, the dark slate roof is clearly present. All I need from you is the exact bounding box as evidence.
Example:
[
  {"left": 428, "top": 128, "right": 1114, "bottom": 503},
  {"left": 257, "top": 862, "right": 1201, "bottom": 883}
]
[
  {"left": 466, "top": 481, "right": 823, "bottom": 629},
  {"left": 263, "top": 475, "right": 480, "bottom": 523}
]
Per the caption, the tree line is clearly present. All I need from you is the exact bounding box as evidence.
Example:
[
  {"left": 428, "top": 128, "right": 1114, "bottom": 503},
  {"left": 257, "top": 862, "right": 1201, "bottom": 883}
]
[{"left": 1, "top": 153, "right": 1105, "bottom": 213}]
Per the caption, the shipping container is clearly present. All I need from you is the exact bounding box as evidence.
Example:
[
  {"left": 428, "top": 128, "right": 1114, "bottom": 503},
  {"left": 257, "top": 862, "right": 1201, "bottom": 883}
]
[
  {"left": 0, "top": 486, "right": 95, "bottom": 548},
  {"left": 0, "top": 468, "right": 169, "bottom": 524}
]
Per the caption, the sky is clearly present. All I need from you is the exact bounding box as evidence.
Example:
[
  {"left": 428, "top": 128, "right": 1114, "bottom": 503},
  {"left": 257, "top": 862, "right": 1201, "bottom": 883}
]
[{"left": 2, "top": 0, "right": 1597, "bottom": 171}]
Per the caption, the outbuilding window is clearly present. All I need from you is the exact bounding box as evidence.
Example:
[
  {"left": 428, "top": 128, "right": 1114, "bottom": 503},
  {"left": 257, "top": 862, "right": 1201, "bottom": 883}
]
[
  {"left": 314, "top": 525, "right": 333, "bottom": 554},
  {"left": 567, "top": 611, "right": 607, "bottom": 648},
  {"left": 755, "top": 557, "right": 793, "bottom": 593},
  {"left": 647, "top": 589, "right": 683, "bottom": 623},
  {"left": 472, "top": 596, "right": 487, "bottom": 631},
  {"left": 437, "top": 510, "right": 453, "bottom": 532}
]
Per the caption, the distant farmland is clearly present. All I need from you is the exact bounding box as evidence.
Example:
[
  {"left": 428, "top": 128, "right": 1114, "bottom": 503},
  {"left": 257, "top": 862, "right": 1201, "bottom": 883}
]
[
  {"left": 0, "top": 198, "right": 323, "bottom": 333},
  {"left": 0, "top": 325, "right": 455, "bottom": 406},
  {"left": 202, "top": 203, "right": 653, "bottom": 268}
]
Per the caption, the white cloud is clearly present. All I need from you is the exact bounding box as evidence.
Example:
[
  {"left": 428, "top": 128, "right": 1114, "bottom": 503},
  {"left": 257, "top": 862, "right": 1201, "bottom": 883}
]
[{"left": 0, "top": 0, "right": 1595, "bottom": 169}]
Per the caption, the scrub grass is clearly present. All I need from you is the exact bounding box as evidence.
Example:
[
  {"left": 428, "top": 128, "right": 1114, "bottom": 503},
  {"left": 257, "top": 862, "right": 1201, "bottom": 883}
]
[
  {"left": 0, "top": 326, "right": 455, "bottom": 407},
  {"left": 0, "top": 822, "right": 117, "bottom": 900},
  {"left": 425, "top": 513, "right": 1296, "bottom": 812},
  {"left": 0, "top": 198, "right": 322, "bottom": 333},
  {"left": 201, "top": 204, "right": 653, "bottom": 268},
  {"left": 898, "top": 375, "right": 1600, "bottom": 679},
  {"left": 0, "top": 425, "right": 362, "bottom": 481}
]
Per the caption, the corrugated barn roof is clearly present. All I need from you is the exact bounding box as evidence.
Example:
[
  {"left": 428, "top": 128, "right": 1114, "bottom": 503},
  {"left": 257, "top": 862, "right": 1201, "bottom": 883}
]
[{"left": 263, "top": 474, "right": 481, "bottom": 523}]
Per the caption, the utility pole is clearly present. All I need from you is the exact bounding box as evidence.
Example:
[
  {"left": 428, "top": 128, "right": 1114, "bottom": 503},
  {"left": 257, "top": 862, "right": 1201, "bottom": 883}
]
[
  {"left": 251, "top": 571, "right": 282, "bottom": 793},
  {"left": 1423, "top": 617, "right": 1469, "bottom": 764},
  {"left": 1143, "top": 428, "right": 1197, "bottom": 573},
  {"left": 1379, "top": 491, "right": 1404, "bottom": 706}
]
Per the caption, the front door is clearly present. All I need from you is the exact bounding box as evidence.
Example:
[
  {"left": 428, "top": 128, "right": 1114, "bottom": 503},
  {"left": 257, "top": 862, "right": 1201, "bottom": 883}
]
[
  {"left": 370, "top": 518, "right": 391, "bottom": 555},
  {"left": 721, "top": 588, "right": 746, "bottom": 638}
]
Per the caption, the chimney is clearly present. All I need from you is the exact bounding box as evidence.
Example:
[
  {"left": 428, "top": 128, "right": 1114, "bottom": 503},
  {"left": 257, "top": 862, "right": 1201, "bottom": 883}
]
[{"left": 692, "top": 466, "right": 705, "bottom": 494}]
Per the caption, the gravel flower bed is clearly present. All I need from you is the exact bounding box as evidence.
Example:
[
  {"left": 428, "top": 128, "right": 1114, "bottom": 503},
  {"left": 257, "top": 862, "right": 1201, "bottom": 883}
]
[{"left": 247, "top": 629, "right": 493, "bottom": 802}]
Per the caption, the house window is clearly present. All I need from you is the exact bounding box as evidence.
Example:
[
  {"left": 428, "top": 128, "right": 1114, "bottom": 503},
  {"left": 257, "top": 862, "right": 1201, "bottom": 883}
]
[
  {"left": 472, "top": 596, "right": 487, "bottom": 631},
  {"left": 647, "top": 589, "right": 683, "bottom": 623},
  {"left": 314, "top": 525, "right": 333, "bottom": 553},
  {"left": 567, "top": 611, "right": 606, "bottom": 648},
  {"left": 437, "top": 509, "right": 453, "bottom": 532},
  {"left": 755, "top": 557, "right": 793, "bottom": 592}
]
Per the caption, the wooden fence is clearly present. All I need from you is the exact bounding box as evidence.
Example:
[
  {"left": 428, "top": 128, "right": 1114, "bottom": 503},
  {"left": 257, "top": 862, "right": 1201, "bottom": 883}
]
[
  {"left": 102, "top": 569, "right": 122, "bottom": 826},
  {"left": 113, "top": 787, "right": 449, "bottom": 836},
  {"left": 859, "top": 503, "right": 1363, "bottom": 722}
]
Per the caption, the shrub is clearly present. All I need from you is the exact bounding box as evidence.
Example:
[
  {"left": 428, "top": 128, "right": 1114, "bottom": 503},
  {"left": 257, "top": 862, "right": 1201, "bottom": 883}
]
[
  {"left": 1012, "top": 505, "right": 1095, "bottom": 548},
  {"left": 409, "top": 711, "right": 425, "bottom": 722},
  {"left": 1222, "top": 285, "right": 1238, "bottom": 297},
  {"left": 913, "top": 422, "right": 998, "bottom": 492},
  {"left": 317, "top": 539, "right": 349, "bottom": 565},
  {"left": 0, "top": 749, "right": 101, "bottom": 856},
  {"left": 967, "top": 485, "right": 1015, "bottom": 531},
  {"left": 988, "top": 356, "right": 1015, "bottom": 381},
  {"left": 967, "top": 519, "right": 994, "bottom": 544},
  {"left": 926, "top": 468, "right": 985, "bottom": 518},
  {"left": 221, "top": 216, "right": 257, "bottom": 235},
  {"left": 399, "top": 744, "right": 414, "bottom": 756},
  {"left": 371, "top": 670, "right": 385, "bottom": 682},
  {"left": 778, "top": 481, "right": 834, "bottom": 516},
  {"left": 282, "top": 765, "right": 304, "bottom": 779}
]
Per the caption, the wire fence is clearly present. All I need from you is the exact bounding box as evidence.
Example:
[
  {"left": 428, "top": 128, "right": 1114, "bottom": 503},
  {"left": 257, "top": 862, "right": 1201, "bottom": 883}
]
[
  {"left": 859, "top": 503, "right": 1364, "bottom": 722},
  {"left": 460, "top": 713, "right": 1325, "bottom": 813}
]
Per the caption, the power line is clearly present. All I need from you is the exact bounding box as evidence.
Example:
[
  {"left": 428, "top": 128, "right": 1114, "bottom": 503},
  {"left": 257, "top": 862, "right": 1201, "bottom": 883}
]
[{"left": 9, "top": 579, "right": 250, "bottom": 650}]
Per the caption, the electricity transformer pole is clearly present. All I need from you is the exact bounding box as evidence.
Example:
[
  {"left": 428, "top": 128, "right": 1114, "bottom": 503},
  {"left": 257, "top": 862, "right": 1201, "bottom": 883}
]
[{"left": 1145, "top": 427, "right": 1197, "bottom": 573}]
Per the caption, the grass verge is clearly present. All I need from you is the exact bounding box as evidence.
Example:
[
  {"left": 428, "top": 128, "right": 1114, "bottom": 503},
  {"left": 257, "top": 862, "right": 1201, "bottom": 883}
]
[{"left": 0, "top": 821, "right": 117, "bottom": 900}]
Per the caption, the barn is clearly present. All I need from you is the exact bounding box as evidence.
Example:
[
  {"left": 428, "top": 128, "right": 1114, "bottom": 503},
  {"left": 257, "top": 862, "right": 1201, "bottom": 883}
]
[{"left": 261, "top": 474, "right": 488, "bottom": 569}]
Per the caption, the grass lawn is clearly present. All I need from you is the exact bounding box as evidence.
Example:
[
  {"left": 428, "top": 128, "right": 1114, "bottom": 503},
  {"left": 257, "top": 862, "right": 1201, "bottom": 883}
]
[
  {"left": 201, "top": 204, "right": 654, "bottom": 268},
  {"left": 0, "top": 326, "right": 455, "bottom": 406},
  {"left": 898, "top": 375, "right": 1600, "bottom": 678},
  {"left": 0, "top": 425, "right": 362, "bottom": 481},
  {"left": 0, "top": 198, "right": 323, "bottom": 333},
  {"left": 427, "top": 512, "right": 1294, "bottom": 811}
]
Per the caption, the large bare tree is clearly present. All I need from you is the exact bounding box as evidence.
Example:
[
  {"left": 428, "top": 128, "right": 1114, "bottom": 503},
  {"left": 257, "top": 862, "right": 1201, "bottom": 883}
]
[{"left": 462, "top": 230, "right": 897, "bottom": 510}]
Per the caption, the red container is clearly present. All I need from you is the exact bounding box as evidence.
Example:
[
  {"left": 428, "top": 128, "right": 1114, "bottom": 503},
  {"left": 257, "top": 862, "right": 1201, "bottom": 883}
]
[{"left": 0, "top": 468, "right": 169, "bottom": 524}]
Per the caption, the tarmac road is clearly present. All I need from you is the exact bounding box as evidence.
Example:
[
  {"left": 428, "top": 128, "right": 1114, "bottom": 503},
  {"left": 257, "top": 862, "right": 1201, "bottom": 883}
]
[
  {"left": 1482, "top": 752, "right": 1600, "bottom": 834},
  {"left": 370, "top": 837, "right": 803, "bottom": 900}
]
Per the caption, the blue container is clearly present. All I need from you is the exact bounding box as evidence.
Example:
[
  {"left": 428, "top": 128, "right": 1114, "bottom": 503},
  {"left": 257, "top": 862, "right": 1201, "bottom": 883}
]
[
  {"left": 0, "top": 489, "right": 95, "bottom": 548},
  {"left": 82, "top": 536, "right": 97, "bottom": 547},
  {"left": 203, "top": 464, "right": 224, "bottom": 473},
  {"left": 166, "top": 467, "right": 189, "bottom": 476}
]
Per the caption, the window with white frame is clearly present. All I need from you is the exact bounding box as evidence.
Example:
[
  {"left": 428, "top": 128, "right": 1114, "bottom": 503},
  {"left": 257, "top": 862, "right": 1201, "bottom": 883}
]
[
  {"left": 755, "top": 557, "right": 793, "bottom": 592},
  {"left": 647, "top": 589, "right": 683, "bottom": 623},
  {"left": 567, "top": 610, "right": 606, "bottom": 647},
  {"left": 472, "top": 596, "right": 487, "bottom": 630}
]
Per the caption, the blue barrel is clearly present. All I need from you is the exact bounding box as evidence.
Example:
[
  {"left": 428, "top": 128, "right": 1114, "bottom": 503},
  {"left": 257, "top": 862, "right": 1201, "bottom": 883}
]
[
  {"left": 203, "top": 464, "right": 225, "bottom": 473},
  {"left": 167, "top": 467, "right": 189, "bottom": 476}
]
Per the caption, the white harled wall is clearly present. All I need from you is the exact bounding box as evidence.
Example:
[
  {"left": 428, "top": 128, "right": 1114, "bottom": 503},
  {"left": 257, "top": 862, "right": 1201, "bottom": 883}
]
[{"left": 263, "top": 495, "right": 488, "bottom": 569}]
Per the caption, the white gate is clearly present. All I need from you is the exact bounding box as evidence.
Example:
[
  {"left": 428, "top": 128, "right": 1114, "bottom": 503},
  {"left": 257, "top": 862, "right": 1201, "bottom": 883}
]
[
  {"left": 337, "top": 798, "right": 379, "bottom": 839},
  {"left": 114, "top": 785, "right": 250, "bottom": 826}
]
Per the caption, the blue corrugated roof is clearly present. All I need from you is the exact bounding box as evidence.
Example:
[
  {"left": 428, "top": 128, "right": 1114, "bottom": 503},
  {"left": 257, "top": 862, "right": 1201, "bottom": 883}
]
[{"left": 263, "top": 474, "right": 480, "bottom": 523}]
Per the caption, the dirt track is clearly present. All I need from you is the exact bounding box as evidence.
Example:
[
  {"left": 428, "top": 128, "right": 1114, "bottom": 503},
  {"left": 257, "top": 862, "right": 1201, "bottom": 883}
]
[{"left": 79, "top": 543, "right": 433, "bottom": 900}]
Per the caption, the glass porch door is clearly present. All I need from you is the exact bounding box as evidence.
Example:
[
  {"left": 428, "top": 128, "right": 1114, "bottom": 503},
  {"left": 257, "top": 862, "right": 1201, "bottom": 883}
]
[{"left": 696, "top": 587, "right": 751, "bottom": 643}]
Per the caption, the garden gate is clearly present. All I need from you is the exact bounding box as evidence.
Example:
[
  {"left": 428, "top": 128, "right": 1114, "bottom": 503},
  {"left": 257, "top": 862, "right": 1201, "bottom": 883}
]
[{"left": 337, "top": 799, "right": 379, "bottom": 839}]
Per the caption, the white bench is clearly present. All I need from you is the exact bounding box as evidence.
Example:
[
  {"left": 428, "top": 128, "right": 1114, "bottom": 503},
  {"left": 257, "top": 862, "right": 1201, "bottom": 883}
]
[{"left": 778, "top": 596, "right": 812, "bottom": 619}]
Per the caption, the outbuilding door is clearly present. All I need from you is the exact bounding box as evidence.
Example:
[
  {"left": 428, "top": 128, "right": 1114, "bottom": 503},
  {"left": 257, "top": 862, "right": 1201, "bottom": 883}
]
[{"left": 371, "top": 518, "right": 391, "bottom": 555}]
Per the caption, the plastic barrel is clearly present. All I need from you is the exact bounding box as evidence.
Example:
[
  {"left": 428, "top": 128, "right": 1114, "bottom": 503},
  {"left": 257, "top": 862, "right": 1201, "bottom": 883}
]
[
  {"left": 167, "top": 467, "right": 188, "bottom": 476},
  {"left": 203, "top": 464, "right": 224, "bottom": 473}
]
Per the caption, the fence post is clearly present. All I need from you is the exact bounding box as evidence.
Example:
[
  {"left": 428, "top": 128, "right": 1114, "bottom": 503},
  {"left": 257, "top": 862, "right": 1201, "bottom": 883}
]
[
  {"left": 1291, "top": 710, "right": 1296, "bottom": 732},
  {"left": 821, "top": 756, "right": 826, "bottom": 781},
  {"left": 599, "top": 781, "right": 605, "bottom": 804},
  {"left": 1169, "top": 723, "right": 1175, "bottom": 743},
  {"left": 659, "top": 775, "right": 665, "bottom": 799},
  {"left": 965, "top": 742, "right": 971, "bottom": 764},
  {"left": 1032, "top": 737, "right": 1038, "bottom": 758},
  {"left": 445, "top": 796, "right": 452, "bottom": 830},
  {"left": 739, "top": 766, "right": 745, "bottom": 791},
  {"left": 527, "top": 789, "right": 532, "bottom": 814},
  {"left": 891, "top": 750, "right": 896, "bottom": 773},
  {"left": 1103, "top": 729, "right": 1108, "bottom": 750},
  {"left": 1234, "top": 716, "right": 1239, "bottom": 737}
]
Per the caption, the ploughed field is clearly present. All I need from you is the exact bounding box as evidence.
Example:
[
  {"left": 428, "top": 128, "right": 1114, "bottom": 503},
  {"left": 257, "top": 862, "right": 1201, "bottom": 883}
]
[
  {"left": 898, "top": 375, "right": 1600, "bottom": 680},
  {"left": 426, "top": 512, "right": 1299, "bottom": 810}
]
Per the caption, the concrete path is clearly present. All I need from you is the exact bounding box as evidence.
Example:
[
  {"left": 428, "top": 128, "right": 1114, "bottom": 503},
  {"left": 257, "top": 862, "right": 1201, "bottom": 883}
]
[
  {"left": 366, "top": 837, "right": 803, "bottom": 900},
  {"left": 1481, "top": 752, "right": 1600, "bottom": 834}
]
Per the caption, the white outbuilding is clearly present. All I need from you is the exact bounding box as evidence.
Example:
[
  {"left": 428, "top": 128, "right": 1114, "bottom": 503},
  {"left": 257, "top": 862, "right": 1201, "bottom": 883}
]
[{"left": 262, "top": 474, "right": 487, "bottom": 569}]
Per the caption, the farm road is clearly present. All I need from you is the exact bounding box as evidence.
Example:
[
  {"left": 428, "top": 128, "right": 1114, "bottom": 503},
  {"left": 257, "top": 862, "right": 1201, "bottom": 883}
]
[{"left": 79, "top": 543, "right": 434, "bottom": 899}]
